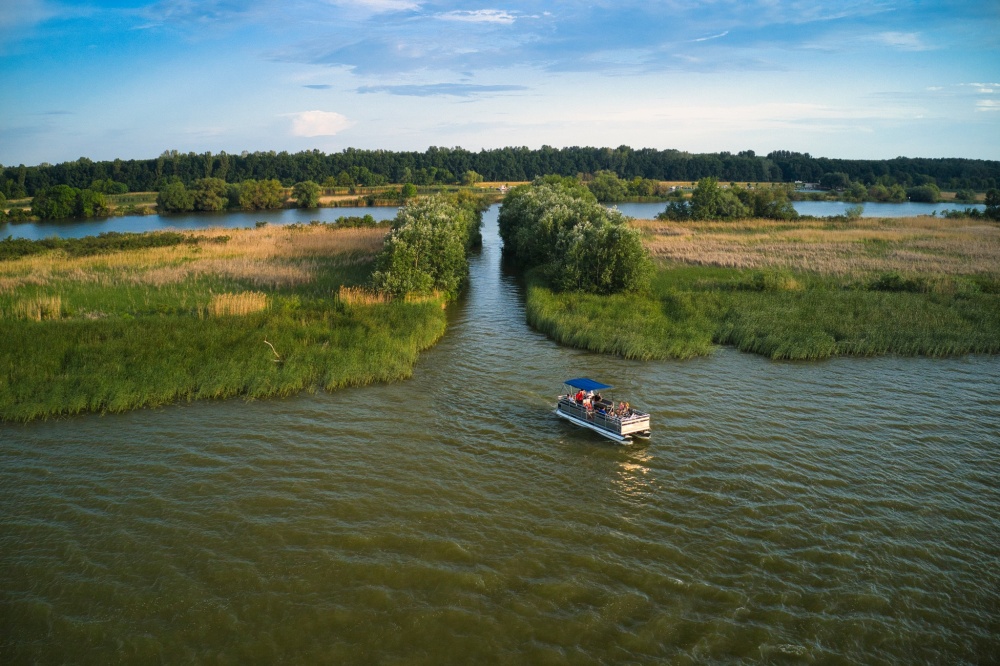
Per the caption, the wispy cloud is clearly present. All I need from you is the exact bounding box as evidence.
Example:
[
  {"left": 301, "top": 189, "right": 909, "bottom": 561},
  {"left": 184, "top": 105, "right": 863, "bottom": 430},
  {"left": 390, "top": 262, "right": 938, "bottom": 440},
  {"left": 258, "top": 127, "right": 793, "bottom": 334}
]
[
  {"left": 324, "top": 0, "right": 420, "bottom": 13},
  {"left": 357, "top": 83, "right": 527, "bottom": 97},
  {"left": 303, "top": 84, "right": 333, "bottom": 89},
  {"left": 976, "top": 100, "right": 1000, "bottom": 112},
  {"left": 876, "top": 31, "right": 932, "bottom": 51},
  {"left": 966, "top": 82, "right": 1000, "bottom": 94},
  {"left": 286, "top": 110, "right": 352, "bottom": 136},
  {"left": 691, "top": 30, "right": 728, "bottom": 43},
  {"left": 437, "top": 9, "right": 518, "bottom": 24}
]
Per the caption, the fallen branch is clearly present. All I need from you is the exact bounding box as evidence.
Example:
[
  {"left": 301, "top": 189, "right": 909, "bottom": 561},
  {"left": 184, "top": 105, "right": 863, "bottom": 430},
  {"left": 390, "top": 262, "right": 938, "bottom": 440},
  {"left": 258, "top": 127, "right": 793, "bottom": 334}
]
[{"left": 263, "top": 339, "right": 282, "bottom": 362}]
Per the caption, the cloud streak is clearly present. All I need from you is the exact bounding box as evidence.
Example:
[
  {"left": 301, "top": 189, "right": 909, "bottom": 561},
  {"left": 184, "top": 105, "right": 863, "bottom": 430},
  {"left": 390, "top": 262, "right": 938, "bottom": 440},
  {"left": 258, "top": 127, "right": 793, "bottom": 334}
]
[{"left": 356, "top": 83, "right": 527, "bottom": 97}]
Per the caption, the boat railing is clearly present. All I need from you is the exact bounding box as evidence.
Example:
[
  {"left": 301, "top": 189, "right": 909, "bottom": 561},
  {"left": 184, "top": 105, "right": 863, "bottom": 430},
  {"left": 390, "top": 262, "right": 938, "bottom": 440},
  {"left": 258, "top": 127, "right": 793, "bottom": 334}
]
[{"left": 558, "top": 397, "right": 647, "bottom": 432}]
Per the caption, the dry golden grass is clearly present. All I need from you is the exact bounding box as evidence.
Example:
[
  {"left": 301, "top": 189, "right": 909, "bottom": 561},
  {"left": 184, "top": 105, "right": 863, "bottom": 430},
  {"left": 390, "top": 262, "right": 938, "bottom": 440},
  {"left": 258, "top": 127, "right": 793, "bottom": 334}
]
[
  {"left": 635, "top": 216, "right": 1000, "bottom": 276},
  {"left": 208, "top": 292, "right": 268, "bottom": 317},
  {"left": 0, "top": 225, "right": 388, "bottom": 293},
  {"left": 338, "top": 285, "right": 391, "bottom": 305},
  {"left": 10, "top": 295, "right": 62, "bottom": 321}
]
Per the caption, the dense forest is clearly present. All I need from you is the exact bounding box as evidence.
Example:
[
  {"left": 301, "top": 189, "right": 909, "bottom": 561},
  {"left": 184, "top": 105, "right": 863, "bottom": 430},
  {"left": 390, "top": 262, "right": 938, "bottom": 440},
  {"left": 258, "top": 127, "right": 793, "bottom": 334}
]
[{"left": 3, "top": 146, "right": 999, "bottom": 199}]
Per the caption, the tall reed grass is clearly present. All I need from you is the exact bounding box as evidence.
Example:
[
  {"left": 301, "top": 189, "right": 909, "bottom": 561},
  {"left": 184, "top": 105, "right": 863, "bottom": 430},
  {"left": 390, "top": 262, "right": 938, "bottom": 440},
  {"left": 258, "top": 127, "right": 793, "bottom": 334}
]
[
  {"left": 208, "top": 292, "right": 268, "bottom": 317},
  {"left": 526, "top": 212, "right": 1000, "bottom": 360},
  {"left": 0, "top": 225, "right": 444, "bottom": 422}
]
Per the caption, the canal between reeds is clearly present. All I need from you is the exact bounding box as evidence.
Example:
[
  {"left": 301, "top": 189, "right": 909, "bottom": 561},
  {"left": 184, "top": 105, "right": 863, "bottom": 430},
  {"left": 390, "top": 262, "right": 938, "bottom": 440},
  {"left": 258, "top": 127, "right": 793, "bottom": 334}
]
[{"left": 2, "top": 208, "right": 999, "bottom": 663}]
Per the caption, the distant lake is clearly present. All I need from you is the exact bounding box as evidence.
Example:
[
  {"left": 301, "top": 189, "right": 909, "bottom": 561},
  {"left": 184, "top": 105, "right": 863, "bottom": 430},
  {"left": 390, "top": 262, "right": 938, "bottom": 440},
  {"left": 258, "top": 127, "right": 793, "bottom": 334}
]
[
  {"left": 0, "top": 201, "right": 989, "bottom": 241},
  {"left": 0, "top": 206, "right": 399, "bottom": 241},
  {"left": 613, "top": 200, "right": 988, "bottom": 220}
]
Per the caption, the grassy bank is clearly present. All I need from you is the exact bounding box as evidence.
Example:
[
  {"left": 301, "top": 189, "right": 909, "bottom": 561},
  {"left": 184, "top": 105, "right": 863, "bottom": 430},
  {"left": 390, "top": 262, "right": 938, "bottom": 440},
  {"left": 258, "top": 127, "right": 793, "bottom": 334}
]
[
  {"left": 526, "top": 215, "right": 1000, "bottom": 360},
  {"left": 0, "top": 225, "right": 447, "bottom": 421}
]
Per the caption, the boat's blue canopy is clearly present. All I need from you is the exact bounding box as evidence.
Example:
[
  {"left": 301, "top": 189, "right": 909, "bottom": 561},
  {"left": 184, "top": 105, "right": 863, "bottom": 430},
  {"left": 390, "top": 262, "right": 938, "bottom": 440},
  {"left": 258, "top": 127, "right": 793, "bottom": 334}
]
[{"left": 564, "top": 378, "right": 613, "bottom": 391}]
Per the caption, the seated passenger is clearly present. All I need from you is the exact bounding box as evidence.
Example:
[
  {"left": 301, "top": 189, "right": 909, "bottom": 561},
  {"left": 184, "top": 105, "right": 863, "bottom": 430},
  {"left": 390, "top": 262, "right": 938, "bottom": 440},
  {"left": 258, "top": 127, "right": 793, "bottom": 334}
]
[{"left": 575, "top": 390, "right": 584, "bottom": 404}]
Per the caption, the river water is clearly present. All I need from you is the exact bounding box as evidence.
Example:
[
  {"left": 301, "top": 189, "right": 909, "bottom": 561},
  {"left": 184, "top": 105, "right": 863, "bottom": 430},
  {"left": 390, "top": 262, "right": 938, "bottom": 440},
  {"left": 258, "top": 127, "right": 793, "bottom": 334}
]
[
  {"left": 1, "top": 201, "right": 987, "bottom": 241},
  {"left": 2, "top": 209, "right": 999, "bottom": 663}
]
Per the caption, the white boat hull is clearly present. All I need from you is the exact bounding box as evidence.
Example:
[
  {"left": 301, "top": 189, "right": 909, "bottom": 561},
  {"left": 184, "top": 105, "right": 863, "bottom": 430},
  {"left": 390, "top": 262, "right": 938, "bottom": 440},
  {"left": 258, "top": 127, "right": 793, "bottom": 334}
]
[{"left": 554, "top": 407, "right": 648, "bottom": 443}]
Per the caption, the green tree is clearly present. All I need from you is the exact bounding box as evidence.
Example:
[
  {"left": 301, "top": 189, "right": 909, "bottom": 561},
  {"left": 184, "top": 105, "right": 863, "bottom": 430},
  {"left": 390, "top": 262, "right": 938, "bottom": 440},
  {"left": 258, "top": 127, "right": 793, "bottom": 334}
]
[
  {"left": 89, "top": 178, "right": 128, "bottom": 195},
  {"left": 31, "top": 185, "right": 79, "bottom": 220},
  {"left": 906, "top": 184, "right": 940, "bottom": 203},
  {"left": 820, "top": 172, "right": 851, "bottom": 190},
  {"left": 156, "top": 180, "right": 194, "bottom": 213},
  {"left": 735, "top": 185, "right": 798, "bottom": 220},
  {"left": 292, "top": 180, "right": 321, "bottom": 208},
  {"left": 985, "top": 189, "right": 1000, "bottom": 220},
  {"left": 461, "top": 170, "right": 484, "bottom": 186},
  {"left": 690, "top": 178, "right": 749, "bottom": 220},
  {"left": 371, "top": 197, "right": 476, "bottom": 298},
  {"left": 587, "top": 170, "right": 628, "bottom": 202},
  {"left": 191, "top": 177, "right": 229, "bottom": 211},
  {"left": 239, "top": 179, "right": 285, "bottom": 210},
  {"left": 401, "top": 183, "right": 418, "bottom": 199},
  {"left": 954, "top": 188, "right": 977, "bottom": 203},
  {"left": 498, "top": 179, "right": 651, "bottom": 294},
  {"left": 549, "top": 212, "right": 652, "bottom": 294},
  {"left": 75, "top": 189, "right": 109, "bottom": 217}
]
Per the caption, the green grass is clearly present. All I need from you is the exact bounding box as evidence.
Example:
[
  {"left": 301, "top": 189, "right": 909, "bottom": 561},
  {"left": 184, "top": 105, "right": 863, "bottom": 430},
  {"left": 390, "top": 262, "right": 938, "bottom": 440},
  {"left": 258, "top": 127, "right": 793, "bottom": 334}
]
[
  {"left": 525, "top": 264, "right": 1000, "bottom": 361},
  {"left": 0, "top": 227, "right": 447, "bottom": 421},
  {"left": 0, "top": 300, "right": 445, "bottom": 421}
]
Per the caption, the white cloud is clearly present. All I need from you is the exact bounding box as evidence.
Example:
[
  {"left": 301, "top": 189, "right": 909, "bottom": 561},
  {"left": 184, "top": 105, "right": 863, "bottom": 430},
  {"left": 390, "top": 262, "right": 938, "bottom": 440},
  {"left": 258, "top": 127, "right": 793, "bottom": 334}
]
[
  {"left": 287, "top": 110, "right": 352, "bottom": 136},
  {"left": 324, "top": 0, "right": 419, "bottom": 13},
  {"left": 691, "top": 30, "right": 729, "bottom": 43},
  {"left": 437, "top": 9, "right": 518, "bottom": 24},
  {"left": 976, "top": 100, "right": 1000, "bottom": 112},
  {"left": 0, "top": 0, "right": 60, "bottom": 30},
  {"left": 876, "top": 31, "right": 931, "bottom": 51},
  {"left": 966, "top": 82, "right": 1000, "bottom": 94}
]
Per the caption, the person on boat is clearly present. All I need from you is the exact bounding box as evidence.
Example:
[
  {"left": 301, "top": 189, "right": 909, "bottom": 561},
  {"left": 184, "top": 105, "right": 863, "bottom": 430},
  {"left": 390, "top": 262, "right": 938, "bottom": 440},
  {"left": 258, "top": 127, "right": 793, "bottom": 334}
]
[
  {"left": 593, "top": 392, "right": 603, "bottom": 406},
  {"left": 575, "top": 389, "right": 585, "bottom": 404}
]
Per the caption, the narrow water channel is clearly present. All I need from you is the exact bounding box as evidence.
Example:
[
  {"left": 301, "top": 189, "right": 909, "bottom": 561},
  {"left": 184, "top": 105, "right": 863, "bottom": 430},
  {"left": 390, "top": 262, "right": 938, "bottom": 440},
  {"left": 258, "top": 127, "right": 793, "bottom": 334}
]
[{"left": 2, "top": 209, "right": 998, "bottom": 663}]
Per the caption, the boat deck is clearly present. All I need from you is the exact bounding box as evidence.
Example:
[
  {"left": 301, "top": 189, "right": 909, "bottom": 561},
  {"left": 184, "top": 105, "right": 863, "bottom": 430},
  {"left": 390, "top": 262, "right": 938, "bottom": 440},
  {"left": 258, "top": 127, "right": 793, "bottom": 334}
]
[{"left": 556, "top": 396, "right": 650, "bottom": 442}]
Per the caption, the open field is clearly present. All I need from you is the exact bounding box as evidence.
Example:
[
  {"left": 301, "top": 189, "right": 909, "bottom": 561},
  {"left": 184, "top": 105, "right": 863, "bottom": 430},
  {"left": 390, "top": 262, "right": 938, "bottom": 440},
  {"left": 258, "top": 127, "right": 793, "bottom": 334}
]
[
  {"left": 527, "top": 215, "right": 1000, "bottom": 360},
  {"left": 0, "top": 224, "right": 448, "bottom": 421},
  {"left": 636, "top": 215, "right": 1000, "bottom": 276}
]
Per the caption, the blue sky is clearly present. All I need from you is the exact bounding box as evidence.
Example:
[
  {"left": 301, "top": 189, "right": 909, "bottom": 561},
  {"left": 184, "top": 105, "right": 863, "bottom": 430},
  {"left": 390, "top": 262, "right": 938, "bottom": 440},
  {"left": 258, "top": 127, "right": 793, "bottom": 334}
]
[{"left": 1, "top": 0, "right": 998, "bottom": 166}]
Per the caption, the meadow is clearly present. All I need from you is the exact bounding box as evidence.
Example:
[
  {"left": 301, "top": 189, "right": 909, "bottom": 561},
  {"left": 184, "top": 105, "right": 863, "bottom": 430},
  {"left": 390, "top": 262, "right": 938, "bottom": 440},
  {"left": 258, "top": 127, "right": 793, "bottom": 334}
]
[
  {"left": 0, "top": 224, "right": 447, "bottom": 421},
  {"left": 526, "top": 215, "right": 1000, "bottom": 360}
]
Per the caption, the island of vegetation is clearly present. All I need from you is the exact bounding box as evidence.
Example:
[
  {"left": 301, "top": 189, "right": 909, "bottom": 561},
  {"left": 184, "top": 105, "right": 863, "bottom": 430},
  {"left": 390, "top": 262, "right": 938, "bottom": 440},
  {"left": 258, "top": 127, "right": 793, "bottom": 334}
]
[
  {"left": 502, "top": 178, "right": 1000, "bottom": 361},
  {"left": 0, "top": 194, "right": 485, "bottom": 422}
]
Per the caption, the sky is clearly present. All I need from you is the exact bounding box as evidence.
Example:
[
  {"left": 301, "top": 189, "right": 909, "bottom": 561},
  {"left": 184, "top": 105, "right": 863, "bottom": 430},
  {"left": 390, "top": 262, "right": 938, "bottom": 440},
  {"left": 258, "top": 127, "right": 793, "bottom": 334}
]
[{"left": 1, "top": 0, "right": 998, "bottom": 166}]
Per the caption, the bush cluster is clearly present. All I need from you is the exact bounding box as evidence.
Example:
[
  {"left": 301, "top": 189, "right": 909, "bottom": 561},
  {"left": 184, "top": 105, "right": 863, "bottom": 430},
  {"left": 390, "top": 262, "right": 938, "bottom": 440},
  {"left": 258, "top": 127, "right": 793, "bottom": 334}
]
[
  {"left": 30, "top": 185, "right": 110, "bottom": 220},
  {"left": 370, "top": 195, "right": 483, "bottom": 299},
  {"left": 657, "top": 178, "right": 798, "bottom": 221},
  {"left": 498, "top": 177, "right": 652, "bottom": 294}
]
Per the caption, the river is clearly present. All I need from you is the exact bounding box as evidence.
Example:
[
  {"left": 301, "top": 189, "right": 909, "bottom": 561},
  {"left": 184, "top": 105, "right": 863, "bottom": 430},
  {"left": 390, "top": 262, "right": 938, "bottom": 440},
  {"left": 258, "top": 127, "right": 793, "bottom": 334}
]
[
  {"left": 1, "top": 201, "right": 987, "bottom": 241},
  {"left": 2, "top": 209, "right": 999, "bottom": 663}
]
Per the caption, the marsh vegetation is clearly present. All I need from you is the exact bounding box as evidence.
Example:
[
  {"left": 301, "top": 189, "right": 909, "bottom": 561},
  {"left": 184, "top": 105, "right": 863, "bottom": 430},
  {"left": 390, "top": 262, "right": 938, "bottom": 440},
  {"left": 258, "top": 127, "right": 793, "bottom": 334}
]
[
  {"left": 0, "top": 224, "right": 448, "bottom": 421},
  {"left": 525, "top": 214, "right": 1000, "bottom": 360}
]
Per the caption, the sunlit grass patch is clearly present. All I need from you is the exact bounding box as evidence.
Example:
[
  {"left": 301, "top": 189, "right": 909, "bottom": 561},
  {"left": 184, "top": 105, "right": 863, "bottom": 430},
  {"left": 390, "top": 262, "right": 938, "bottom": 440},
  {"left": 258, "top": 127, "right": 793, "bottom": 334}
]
[
  {"left": 10, "top": 295, "right": 62, "bottom": 321},
  {"left": 208, "top": 292, "right": 268, "bottom": 317}
]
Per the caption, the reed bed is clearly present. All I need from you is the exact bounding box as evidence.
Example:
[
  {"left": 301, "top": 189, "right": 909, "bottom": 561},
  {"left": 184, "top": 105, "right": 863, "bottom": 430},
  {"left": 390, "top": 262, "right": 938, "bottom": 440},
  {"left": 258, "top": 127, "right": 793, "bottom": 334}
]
[
  {"left": 337, "top": 285, "right": 391, "bottom": 305},
  {"left": 0, "top": 225, "right": 444, "bottom": 422},
  {"left": 10, "top": 295, "right": 62, "bottom": 321},
  {"left": 527, "top": 215, "right": 1000, "bottom": 360},
  {"left": 208, "top": 292, "right": 268, "bottom": 317},
  {"left": 637, "top": 216, "right": 1000, "bottom": 277}
]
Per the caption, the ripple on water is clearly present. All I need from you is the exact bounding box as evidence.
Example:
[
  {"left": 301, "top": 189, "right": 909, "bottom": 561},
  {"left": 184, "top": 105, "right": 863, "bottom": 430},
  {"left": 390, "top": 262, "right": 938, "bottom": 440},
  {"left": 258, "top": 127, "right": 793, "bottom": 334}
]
[{"left": 2, "top": 209, "right": 1000, "bottom": 663}]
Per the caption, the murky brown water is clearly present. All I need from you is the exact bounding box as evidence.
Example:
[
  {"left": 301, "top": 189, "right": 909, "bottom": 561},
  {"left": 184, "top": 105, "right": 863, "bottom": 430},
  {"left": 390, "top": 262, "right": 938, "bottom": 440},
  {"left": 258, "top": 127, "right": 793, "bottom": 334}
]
[{"left": 2, "top": 209, "right": 998, "bottom": 663}]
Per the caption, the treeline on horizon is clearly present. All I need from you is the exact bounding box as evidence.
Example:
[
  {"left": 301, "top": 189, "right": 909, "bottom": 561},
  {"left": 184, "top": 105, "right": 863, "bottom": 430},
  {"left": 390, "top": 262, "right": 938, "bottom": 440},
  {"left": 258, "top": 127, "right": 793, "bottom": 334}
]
[{"left": 3, "top": 146, "right": 999, "bottom": 199}]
